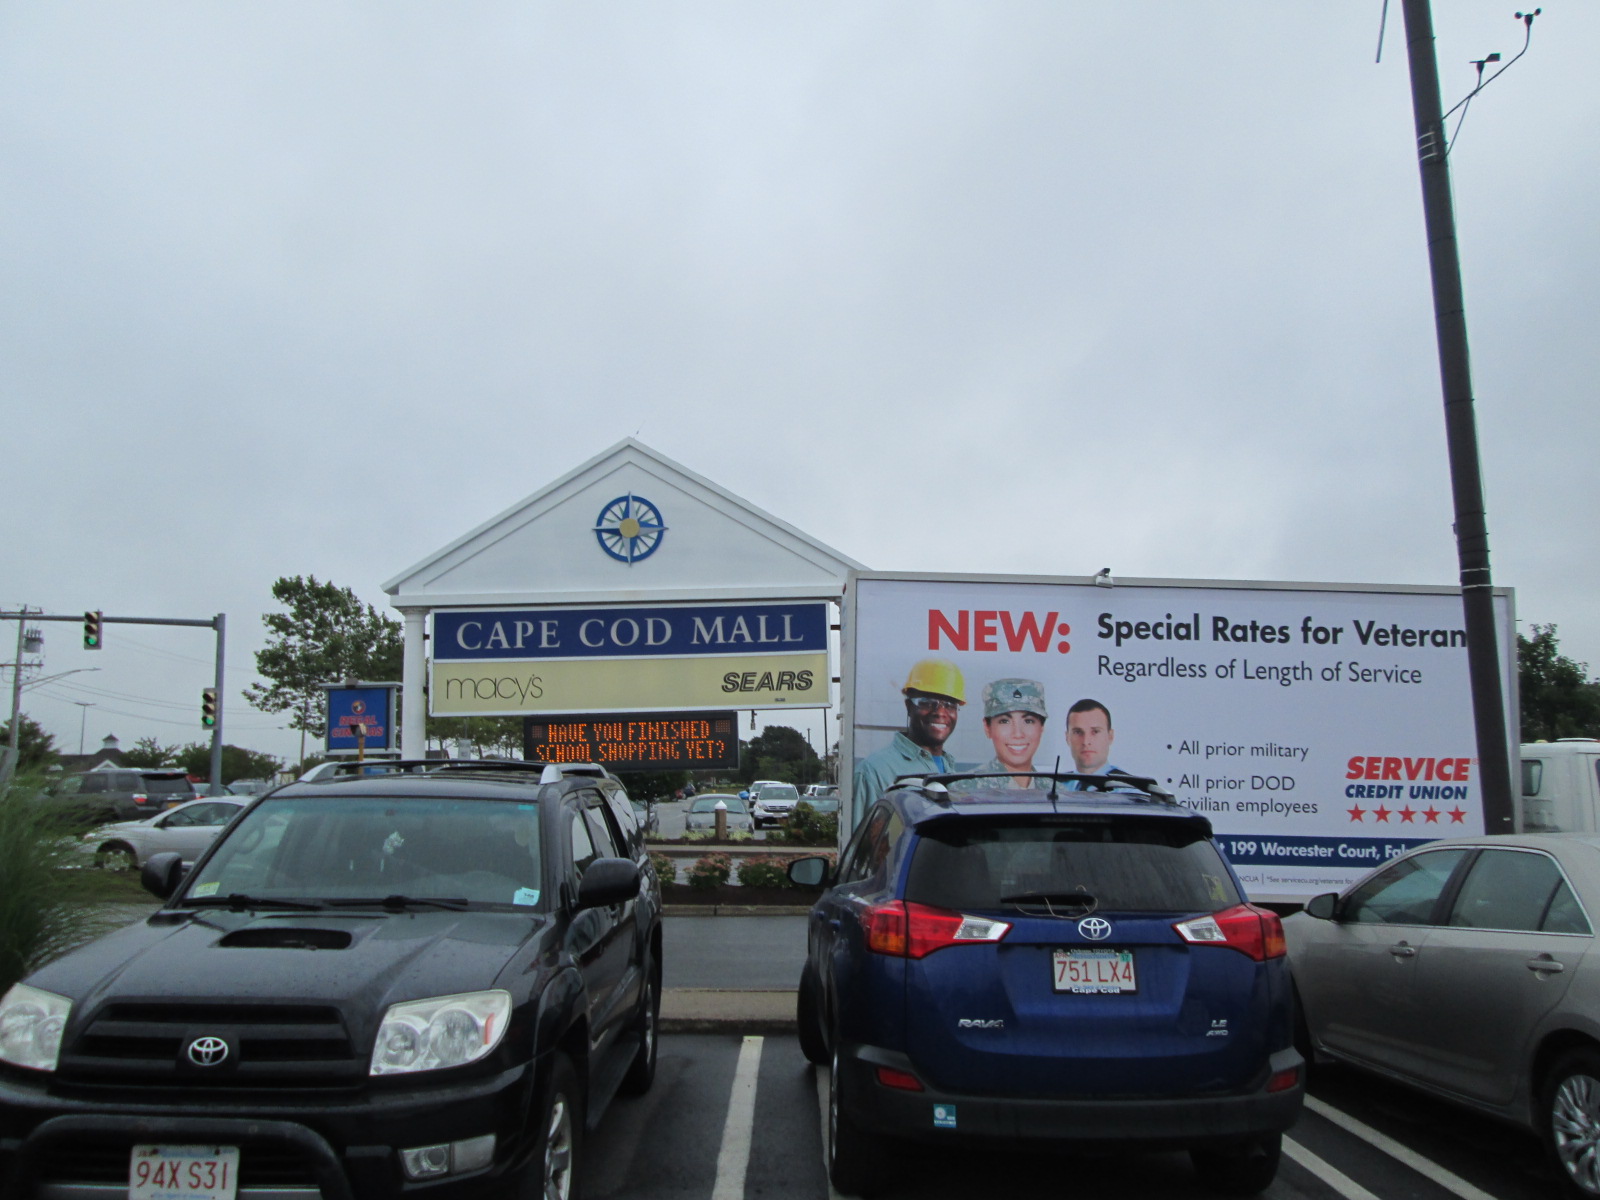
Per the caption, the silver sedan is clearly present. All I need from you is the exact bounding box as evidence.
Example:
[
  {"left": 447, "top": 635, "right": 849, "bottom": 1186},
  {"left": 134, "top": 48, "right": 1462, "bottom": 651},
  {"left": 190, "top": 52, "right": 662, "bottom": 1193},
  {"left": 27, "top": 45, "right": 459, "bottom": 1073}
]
[
  {"left": 1285, "top": 832, "right": 1600, "bottom": 1199},
  {"left": 82, "top": 797, "right": 247, "bottom": 870},
  {"left": 683, "top": 794, "right": 753, "bottom": 835}
]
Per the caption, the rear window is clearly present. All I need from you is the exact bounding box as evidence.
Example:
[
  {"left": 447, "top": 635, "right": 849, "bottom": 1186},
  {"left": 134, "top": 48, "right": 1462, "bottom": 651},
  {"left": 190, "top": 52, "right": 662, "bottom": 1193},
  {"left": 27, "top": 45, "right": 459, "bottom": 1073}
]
[
  {"left": 905, "top": 817, "right": 1239, "bottom": 914},
  {"left": 145, "top": 776, "right": 197, "bottom": 795}
]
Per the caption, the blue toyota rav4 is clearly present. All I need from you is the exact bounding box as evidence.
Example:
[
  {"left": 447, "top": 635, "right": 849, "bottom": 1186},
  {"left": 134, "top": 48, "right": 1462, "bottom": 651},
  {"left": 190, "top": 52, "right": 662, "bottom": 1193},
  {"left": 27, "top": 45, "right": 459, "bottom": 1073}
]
[{"left": 789, "top": 771, "right": 1304, "bottom": 1196}]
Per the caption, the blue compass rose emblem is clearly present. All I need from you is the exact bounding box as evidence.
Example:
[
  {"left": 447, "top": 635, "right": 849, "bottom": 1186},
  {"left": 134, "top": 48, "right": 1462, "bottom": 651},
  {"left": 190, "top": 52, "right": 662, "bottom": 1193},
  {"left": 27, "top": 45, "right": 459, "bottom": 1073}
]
[{"left": 593, "top": 494, "right": 667, "bottom": 564}]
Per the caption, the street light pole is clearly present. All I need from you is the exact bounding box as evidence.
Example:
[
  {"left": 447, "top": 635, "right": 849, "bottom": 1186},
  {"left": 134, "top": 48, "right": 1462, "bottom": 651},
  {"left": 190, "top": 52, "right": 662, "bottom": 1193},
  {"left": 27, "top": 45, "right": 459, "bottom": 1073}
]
[
  {"left": 73, "top": 702, "right": 94, "bottom": 755},
  {"left": 1399, "top": 0, "right": 1515, "bottom": 832}
]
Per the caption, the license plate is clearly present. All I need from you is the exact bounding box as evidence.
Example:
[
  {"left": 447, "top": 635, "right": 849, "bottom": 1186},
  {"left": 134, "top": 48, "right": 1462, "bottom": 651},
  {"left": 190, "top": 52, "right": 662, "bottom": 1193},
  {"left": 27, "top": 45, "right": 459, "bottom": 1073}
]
[
  {"left": 1053, "top": 948, "right": 1137, "bottom": 993},
  {"left": 130, "top": 1145, "right": 239, "bottom": 1200}
]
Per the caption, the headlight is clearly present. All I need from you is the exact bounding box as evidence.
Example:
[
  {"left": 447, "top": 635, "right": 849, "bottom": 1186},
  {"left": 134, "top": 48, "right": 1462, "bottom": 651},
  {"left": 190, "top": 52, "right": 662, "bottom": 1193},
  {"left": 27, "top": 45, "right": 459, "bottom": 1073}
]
[
  {"left": 370, "top": 990, "right": 512, "bottom": 1076},
  {"left": 0, "top": 984, "right": 72, "bottom": 1072}
]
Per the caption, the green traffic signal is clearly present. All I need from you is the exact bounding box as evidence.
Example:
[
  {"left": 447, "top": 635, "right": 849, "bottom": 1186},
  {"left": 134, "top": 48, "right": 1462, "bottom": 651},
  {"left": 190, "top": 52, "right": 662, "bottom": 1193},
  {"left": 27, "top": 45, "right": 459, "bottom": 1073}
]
[
  {"left": 201, "top": 687, "right": 218, "bottom": 728},
  {"left": 83, "top": 610, "right": 102, "bottom": 650}
]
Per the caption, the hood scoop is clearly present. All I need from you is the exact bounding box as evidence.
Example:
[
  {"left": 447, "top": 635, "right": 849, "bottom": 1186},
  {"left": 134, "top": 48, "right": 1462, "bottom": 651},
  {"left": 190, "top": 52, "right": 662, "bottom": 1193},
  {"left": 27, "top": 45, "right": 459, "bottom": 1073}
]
[{"left": 218, "top": 928, "right": 353, "bottom": 951}]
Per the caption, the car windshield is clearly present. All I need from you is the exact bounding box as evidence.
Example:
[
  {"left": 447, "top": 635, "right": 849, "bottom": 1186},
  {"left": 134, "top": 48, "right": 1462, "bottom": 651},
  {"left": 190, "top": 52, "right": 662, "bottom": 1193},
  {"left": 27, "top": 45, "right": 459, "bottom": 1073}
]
[
  {"left": 691, "top": 796, "right": 747, "bottom": 814},
  {"left": 906, "top": 816, "right": 1239, "bottom": 914},
  {"left": 183, "top": 795, "right": 543, "bottom": 909},
  {"left": 758, "top": 785, "right": 799, "bottom": 799}
]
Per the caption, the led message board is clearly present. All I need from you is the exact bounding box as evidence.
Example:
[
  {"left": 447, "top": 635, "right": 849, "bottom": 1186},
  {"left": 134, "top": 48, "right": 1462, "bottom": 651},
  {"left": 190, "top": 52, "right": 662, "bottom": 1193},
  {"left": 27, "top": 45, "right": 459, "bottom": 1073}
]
[{"left": 523, "top": 710, "right": 739, "bottom": 771}]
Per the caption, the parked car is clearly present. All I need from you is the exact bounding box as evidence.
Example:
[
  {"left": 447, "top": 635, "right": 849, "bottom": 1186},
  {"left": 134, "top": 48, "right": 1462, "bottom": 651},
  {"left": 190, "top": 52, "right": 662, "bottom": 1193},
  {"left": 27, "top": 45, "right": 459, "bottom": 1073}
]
[
  {"left": 805, "top": 784, "right": 840, "bottom": 799},
  {"left": 82, "top": 797, "right": 248, "bottom": 870},
  {"left": 226, "top": 778, "right": 277, "bottom": 797},
  {"left": 788, "top": 771, "right": 1302, "bottom": 1196},
  {"left": 684, "top": 794, "right": 754, "bottom": 834},
  {"left": 47, "top": 769, "right": 197, "bottom": 824},
  {"left": 0, "top": 758, "right": 662, "bottom": 1200},
  {"left": 1285, "top": 833, "right": 1600, "bottom": 1200},
  {"left": 751, "top": 782, "right": 801, "bottom": 829}
]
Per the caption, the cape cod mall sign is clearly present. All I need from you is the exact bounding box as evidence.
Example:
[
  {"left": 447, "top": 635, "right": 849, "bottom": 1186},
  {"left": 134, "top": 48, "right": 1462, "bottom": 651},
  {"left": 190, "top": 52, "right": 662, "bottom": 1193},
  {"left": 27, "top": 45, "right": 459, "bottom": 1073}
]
[{"left": 429, "top": 601, "right": 830, "bottom": 716}]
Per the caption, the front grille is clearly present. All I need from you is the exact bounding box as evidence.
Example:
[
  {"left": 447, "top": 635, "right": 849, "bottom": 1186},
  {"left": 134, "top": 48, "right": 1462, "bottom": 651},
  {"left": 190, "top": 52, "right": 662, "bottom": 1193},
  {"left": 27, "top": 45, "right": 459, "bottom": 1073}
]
[
  {"left": 59, "top": 1002, "right": 364, "bottom": 1086},
  {"left": 34, "top": 1139, "right": 318, "bottom": 1186}
]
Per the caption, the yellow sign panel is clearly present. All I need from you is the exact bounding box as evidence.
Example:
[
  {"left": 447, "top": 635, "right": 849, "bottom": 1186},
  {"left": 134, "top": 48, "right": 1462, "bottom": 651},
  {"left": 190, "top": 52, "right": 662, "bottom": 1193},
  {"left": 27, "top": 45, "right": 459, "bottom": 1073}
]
[{"left": 429, "top": 653, "right": 830, "bottom": 716}]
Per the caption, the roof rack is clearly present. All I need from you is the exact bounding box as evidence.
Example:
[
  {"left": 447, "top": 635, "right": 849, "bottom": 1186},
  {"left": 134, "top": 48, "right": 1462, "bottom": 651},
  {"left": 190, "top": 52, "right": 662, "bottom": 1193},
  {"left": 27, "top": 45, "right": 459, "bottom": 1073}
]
[
  {"left": 312, "top": 758, "right": 614, "bottom": 785},
  {"left": 889, "top": 770, "right": 1177, "bottom": 807}
]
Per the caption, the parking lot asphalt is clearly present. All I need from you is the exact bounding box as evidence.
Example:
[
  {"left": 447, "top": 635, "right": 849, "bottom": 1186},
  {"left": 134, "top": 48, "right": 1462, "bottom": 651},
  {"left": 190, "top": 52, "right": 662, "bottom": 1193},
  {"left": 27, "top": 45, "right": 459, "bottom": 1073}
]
[{"left": 661, "top": 913, "right": 807, "bottom": 1033}]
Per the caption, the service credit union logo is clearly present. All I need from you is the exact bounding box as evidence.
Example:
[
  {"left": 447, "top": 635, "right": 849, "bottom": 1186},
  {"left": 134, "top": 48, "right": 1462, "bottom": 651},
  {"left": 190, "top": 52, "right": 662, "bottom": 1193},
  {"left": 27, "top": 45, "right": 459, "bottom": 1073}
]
[{"left": 927, "top": 609, "right": 1072, "bottom": 654}]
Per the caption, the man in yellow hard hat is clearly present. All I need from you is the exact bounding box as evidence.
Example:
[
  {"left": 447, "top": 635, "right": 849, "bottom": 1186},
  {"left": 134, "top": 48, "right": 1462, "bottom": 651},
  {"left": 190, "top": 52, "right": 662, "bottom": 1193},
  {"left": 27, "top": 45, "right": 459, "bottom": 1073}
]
[{"left": 852, "top": 658, "right": 966, "bottom": 811}]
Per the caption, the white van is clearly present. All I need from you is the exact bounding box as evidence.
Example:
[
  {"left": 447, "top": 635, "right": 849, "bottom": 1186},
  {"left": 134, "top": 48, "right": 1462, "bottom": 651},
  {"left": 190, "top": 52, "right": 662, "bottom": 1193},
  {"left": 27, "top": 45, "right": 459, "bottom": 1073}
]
[{"left": 1520, "top": 739, "right": 1600, "bottom": 832}]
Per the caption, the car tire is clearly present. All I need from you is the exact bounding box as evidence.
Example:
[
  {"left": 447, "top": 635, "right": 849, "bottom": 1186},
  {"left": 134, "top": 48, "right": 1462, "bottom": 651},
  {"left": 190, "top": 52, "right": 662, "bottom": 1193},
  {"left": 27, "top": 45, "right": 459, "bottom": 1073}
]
[
  {"left": 828, "top": 1045, "right": 890, "bottom": 1198},
  {"left": 518, "top": 1050, "right": 584, "bottom": 1200},
  {"left": 619, "top": 970, "right": 660, "bottom": 1096},
  {"left": 796, "top": 967, "right": 828, "bottom": 1066},
  {"left": 95, "top": 844, "right": 137, "bottom": 872},
  {"left": 1190, "top": 1134, "right": 1281, "bottom": 1196},
  {"left": 1544, "top": 1047, "right": 1600, "bottom": 1198}
]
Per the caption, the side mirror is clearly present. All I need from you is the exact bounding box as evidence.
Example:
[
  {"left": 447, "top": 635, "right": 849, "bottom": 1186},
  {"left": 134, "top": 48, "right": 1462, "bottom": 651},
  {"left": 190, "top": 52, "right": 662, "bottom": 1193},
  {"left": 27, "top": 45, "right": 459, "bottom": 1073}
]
[
  {"left": 1303, "top": 892, "right": 1339, "bottom": 921},
  {"left": 142, "top": 851, "right": 186, "bottom": 900},
  {"left": 577, "top": 857, "right": 641, "bottom": 909},
  {"left": 787, "top": 856, "right": 830, "bottom": 889}
]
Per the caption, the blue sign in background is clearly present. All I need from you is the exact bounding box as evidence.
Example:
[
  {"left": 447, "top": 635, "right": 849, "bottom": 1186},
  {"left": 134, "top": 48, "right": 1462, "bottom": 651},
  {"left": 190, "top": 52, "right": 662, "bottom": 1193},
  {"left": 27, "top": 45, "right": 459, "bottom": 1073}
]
[
  {"left": 327, "top": 687, "right": 396, "bottom": 752},
  {"left": 432, "top": 602, "right": 829, "bottom": 660}
]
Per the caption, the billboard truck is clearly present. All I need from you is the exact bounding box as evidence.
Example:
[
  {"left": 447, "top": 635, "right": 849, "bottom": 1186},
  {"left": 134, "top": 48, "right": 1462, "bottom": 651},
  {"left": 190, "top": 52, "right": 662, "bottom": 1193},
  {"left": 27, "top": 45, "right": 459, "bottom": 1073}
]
[{"left": 842, "top": 573, "right": 1518, "bottom": 903}]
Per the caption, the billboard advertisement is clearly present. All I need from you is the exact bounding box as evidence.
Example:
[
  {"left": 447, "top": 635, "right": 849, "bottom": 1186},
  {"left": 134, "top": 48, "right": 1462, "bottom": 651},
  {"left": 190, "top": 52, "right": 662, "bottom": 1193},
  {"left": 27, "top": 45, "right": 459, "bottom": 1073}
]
[
  {"left": 845, "top": 574, "right": 1516, "bottom": 900},
  {"left": 430, "top": 601, "right": 829, "bottom": 716}
]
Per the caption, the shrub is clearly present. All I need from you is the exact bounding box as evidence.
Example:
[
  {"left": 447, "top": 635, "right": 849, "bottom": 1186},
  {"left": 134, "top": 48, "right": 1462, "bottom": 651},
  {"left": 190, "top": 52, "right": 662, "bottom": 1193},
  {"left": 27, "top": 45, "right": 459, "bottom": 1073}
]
[
  {"left": 734, "top": 854, "right": 794, "bottom": 889},
  {"left": 686, "top": 852, "right": 732, "bottom": 890},
  {"left": 649, "top": 851, "right": 676, "bottom": 884},
  {"left": 0, "top": 775, "right": 130, "bottom": 993},
  {"left": 770, "top": 801, "right": 838, "bottom": 847}
]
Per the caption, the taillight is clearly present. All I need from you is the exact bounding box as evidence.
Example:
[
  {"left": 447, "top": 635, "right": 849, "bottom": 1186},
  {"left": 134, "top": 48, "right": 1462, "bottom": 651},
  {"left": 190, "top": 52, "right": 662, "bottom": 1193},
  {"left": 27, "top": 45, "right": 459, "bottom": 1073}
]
[
  {"left": 1173, "top": 903, "right": 1286, "bottom": 961},
  {"left": 862, "top": 901, "right": 1010, "bottom": 959}
]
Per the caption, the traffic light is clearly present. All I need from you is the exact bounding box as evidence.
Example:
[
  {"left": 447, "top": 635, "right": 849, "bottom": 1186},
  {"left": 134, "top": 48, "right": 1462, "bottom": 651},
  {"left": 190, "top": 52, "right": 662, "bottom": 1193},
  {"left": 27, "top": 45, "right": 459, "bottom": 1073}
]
[
  {"left": 201, "top": 688, "right": 218, "bottom": 728},
  {"left": 83, "top": 611, "right": 102, "bottom": 650}
]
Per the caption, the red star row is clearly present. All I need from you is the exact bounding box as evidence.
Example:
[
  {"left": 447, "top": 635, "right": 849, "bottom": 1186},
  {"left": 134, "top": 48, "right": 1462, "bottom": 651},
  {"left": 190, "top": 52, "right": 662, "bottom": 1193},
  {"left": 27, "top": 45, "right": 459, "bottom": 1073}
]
[{"left": 1346, "top": 805, "right": 1466, "bottom": 823}]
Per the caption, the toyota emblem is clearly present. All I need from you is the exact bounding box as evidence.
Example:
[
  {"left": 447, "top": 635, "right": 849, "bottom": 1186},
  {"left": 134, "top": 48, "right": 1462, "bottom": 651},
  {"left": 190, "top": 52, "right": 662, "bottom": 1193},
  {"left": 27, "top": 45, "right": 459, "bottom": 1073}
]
[
  {"left": 1077, "top": 917, "right": 1112, "bottom": 941},
  {"left": 186, "top": 1036, "right": 230, "bottom": 1067}
]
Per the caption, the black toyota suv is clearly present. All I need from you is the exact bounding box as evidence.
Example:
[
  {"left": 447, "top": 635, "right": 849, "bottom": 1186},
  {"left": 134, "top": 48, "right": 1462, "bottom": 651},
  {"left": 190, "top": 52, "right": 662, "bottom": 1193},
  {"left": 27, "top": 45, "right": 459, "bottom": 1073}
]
[{"left": 0, "top": 759, "right": 663, "bottom": 1200}]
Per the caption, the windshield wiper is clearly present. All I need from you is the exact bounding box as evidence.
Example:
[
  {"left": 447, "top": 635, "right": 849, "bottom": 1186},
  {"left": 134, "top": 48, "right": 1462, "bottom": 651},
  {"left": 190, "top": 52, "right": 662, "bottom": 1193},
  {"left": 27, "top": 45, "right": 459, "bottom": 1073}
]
[
  {"left": 1000, "top": 891, "right": 1099, "bottom": 917},
  {"left": 187, "top": 893, "right": 328, "bottom": 911},
  {"left": 322, "top": 895, "right": 472, "bottom": 911}
]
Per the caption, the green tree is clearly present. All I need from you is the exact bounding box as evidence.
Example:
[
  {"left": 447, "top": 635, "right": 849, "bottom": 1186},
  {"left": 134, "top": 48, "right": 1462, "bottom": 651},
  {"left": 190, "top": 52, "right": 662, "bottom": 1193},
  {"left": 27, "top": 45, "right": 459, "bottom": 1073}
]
[
  {"left": 431, "top": 715, "right": 525, "bottom": 758},
  {"left": 122, "top": 736, "right": 179, "bottom": 769},
  {"left": 0, "top": 715, "right": 60, "bottom": 773},
  {"left": 739, "top": 725, "right": 821, "bottom": 787},
  {"left": 175, "top": 743, "right": 284, "bottom": 783},
  {"left": 1519, "top": 624, "right": 1600, "bottom": 742},
  {"left": 244, "top": 576, "right": 403, "bottom": 739}
]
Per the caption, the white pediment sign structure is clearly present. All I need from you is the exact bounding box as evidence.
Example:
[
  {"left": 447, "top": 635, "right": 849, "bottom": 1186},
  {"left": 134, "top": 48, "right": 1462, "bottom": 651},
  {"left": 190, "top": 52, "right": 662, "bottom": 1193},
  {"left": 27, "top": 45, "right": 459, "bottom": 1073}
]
[{"left": 383, "top": 439, "right": 866, "bottom": 751}]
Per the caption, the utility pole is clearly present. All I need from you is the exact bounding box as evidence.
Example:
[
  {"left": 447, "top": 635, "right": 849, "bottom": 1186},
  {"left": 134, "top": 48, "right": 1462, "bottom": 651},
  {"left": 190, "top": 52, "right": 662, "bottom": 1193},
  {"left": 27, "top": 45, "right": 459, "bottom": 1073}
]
[
  {"left": 1399, "top": 0, "right": 1515, "bottom": 832},
  {"left": 0, "top": 610, "right": 43, "bottom": 788}
]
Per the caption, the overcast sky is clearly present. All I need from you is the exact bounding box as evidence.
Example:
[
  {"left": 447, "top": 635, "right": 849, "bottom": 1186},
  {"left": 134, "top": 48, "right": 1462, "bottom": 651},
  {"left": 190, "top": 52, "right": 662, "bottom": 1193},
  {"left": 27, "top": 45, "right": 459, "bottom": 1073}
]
[{"left": 4, "top": 2, "right": 1595, "bottom": 769}]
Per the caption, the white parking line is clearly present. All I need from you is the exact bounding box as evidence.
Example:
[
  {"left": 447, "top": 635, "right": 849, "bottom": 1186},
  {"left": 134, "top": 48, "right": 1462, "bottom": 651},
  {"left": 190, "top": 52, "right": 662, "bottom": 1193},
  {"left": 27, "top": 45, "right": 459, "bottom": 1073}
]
[
  {"left": 712, "top": 1035, "right": 765, "bottom": 1200},
  {"left": 1283, "top": 1136, "right": 1384, "bottom": 1200},
  {"left": 1304, "top": 1095, "right": 1498, "bottom": 1200}
]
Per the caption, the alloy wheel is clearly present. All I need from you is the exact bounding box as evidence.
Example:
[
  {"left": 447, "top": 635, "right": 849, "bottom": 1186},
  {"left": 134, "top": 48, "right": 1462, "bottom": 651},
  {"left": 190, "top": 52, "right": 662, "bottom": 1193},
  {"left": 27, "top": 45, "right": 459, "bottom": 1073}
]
[
  {"left": 1554, "top": 1071, "right": 1600, "bottom": 1196},
  {"left": 544, "top": 1092, "right": 574, "bottom": 1200}
]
